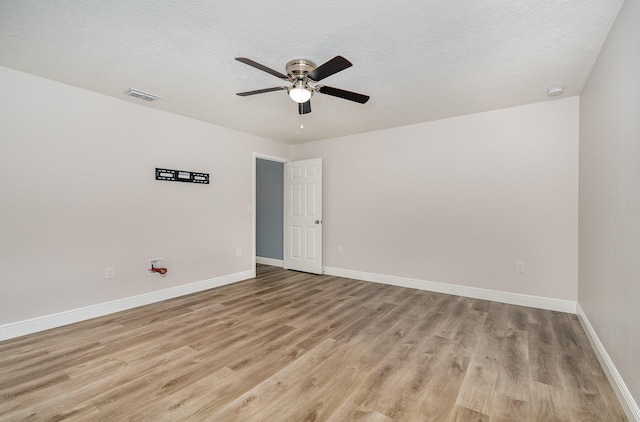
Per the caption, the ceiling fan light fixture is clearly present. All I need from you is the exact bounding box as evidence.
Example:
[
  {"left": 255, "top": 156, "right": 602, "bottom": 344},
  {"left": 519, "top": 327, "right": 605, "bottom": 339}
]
[
  {"left": 288, "top": 81, "right": 312, "bottom": 103},
  {"left": 235, "top": 56, "right": 368, "bottom": 115}
]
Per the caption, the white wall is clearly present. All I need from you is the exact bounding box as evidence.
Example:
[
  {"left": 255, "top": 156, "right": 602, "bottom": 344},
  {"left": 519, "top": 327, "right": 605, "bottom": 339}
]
[
  {"left": 0, "top": 66, "right": 290, "bottom": 325},
  {"left": 579, "top": 0, "right": 640, "bottom": 413},
  {"left": 293, "top": 98, "right": 579, "bottom": 301},
  {"left": 0, "top": 65, "right": 580, "bottom": 332}
]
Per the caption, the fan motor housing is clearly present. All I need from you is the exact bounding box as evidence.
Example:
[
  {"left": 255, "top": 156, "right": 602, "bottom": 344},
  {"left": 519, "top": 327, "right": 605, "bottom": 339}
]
[{"left": 286, "top": 59, "right": 316, "bottom": 79}]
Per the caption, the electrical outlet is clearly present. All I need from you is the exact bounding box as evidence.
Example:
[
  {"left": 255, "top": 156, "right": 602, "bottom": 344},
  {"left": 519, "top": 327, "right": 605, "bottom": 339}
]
[
  {"left": 337, "top": 246, "right": 344, "bottom": 254},
  {"left": 516, "top": 261, "right": 525, "bottom": 273},
  {"left": 105, "top": 267, "right": 114, "bottom": 279},
  {"left": 236, "top": 248, "right": 242, "bottom": 257},
  {"left": 150, "top": 258, "right": 163, "bottom": 269}
]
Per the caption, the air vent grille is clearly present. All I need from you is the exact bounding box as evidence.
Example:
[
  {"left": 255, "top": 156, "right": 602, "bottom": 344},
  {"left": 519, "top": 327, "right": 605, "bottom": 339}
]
[{"left": 125, "top": 88, "right": 160, "bottom": 102}]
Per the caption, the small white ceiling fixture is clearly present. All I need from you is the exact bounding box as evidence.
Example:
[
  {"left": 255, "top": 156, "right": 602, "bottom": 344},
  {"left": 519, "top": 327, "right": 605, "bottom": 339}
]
[
  {"left": 547, "top": 86, "right": 565, "bottom": 97},
  {"left": 125, "top": 88, "right": 160, "bottom": 102}
]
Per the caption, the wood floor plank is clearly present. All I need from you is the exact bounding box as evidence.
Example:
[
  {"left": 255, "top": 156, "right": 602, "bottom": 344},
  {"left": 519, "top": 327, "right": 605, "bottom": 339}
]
[
  {"left": 529, "top": 381, "right": 572, "bottom": 422},
  {"left": 204, "top": 339, "right": 368, "bottom": 422},
  {"left": 395, "top": 338, "right": 470, "bottom": 420},
  {"left": 492, "top": 394, "right": 528, "bottom": 421},
  {"left": 495, "top": 328, "right": 530, "bottom": 402},
  {"left": 455, "top": 301, "right": 505, "bottom": 416},
  {"left": 327, "top": 404, "right": 393, "bottom": 422},
  {"left": 126, "top": 366, "right": 241, "bottom": 421},
  {"left": 450, "top": 404, "right": 490, "bottom": 421},
  {"left": 0, "top": 265, "right": 628, "bottom": 421}
]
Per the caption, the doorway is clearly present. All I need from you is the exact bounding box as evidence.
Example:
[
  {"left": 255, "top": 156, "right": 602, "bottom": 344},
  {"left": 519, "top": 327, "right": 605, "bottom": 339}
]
[
  {"left": 255, "top": 156, "right": 286, "bottom": 268},
  {"left": 252, "top": 153, "right": 323, "bottom": 275}
]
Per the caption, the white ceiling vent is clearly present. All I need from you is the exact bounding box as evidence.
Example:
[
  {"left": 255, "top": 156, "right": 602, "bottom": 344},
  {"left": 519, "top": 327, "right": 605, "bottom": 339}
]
[{"left": 125, "top": 88, "right": 160, "bottom": 102}]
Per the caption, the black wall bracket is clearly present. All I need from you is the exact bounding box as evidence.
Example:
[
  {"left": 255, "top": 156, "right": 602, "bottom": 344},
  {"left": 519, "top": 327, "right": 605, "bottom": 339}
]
[{"left": 155, "top": 168, "right": 209, "bottom": 184}]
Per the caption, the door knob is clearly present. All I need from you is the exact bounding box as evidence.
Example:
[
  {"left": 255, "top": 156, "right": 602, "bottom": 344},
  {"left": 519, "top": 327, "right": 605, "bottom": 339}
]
[{"left": 315, "top": 220, "right": 322, "bottom": 224}]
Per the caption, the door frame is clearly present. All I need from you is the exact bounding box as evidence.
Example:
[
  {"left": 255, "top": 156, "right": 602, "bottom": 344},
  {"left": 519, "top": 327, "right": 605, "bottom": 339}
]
[{"left": 252, "top": 152, "right": 289, "bottom": 277}]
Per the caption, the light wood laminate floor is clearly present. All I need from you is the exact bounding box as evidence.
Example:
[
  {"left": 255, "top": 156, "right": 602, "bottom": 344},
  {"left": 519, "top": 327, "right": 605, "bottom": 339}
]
[{"left": 0, "top": 265, "right": 627, "bottom": 421}]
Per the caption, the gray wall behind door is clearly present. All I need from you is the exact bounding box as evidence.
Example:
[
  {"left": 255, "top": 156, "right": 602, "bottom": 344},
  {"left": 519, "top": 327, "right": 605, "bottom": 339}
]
[{"left": 256, "top": 158, "right": 284, "bottom": 260}]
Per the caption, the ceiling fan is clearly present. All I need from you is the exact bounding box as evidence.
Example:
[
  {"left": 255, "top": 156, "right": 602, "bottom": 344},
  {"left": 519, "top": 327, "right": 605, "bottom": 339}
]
[{"left": 235, "top": 56, "right": 370, "bottom": 114}]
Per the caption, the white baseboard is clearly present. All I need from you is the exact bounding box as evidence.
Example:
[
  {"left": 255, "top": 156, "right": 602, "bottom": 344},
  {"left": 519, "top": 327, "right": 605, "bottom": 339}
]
[
  {"left": 576, "top": 303, "right": 640, "bottom": 421},
  {"left": 0, "top": 269, "right": 254, "bottom": 342},
  {"left": 256, "top": 256, "right": 284, "bottom": 267},
  {"left": 323, "top": 266, "right": 576, "bottom": 313}
]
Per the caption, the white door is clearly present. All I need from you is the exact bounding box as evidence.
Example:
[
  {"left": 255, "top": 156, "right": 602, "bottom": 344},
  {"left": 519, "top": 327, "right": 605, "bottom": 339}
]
[{"left": 284, "top": 158, "right": 323, "bottom": 274}]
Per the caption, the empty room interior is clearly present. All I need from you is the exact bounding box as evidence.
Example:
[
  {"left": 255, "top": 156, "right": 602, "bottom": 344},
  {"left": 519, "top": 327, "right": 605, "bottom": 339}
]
[{"left": 0, "top": 0, "right": 638, "bottom": 420}]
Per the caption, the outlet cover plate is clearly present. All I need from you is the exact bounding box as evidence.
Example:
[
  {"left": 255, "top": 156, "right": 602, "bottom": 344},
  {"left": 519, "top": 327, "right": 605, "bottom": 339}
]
[{"left": 150, "top": 258, "right": 163, "bottom": 269}]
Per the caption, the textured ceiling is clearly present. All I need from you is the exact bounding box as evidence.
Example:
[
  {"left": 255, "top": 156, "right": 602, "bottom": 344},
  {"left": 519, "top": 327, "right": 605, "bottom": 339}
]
[{"left": 0, "top": 0, "right": 623, "bottom": 143}]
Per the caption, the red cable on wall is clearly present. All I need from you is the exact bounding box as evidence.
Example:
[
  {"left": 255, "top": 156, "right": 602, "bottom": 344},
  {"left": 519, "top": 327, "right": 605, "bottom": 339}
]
[{"left": 150, "top": 266, "right": 168, "bottom": 277}]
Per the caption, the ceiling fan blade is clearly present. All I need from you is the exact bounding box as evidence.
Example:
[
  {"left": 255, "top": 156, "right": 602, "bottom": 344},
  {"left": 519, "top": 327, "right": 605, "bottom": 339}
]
[
  {"left": 235, "top": 57, "right": 289, "bottom": 80},
  {"left": 236, "top": 87, "right": 287, "bottom": 96},
  {"left": 307, "top": 56, "right": 352, "bottom": 82},
  {"left": 299, "top": 100, "right": 311, "bottom": 115},
  {"left": 318, "top": 85, "right": 370, "bottom": 104}
]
